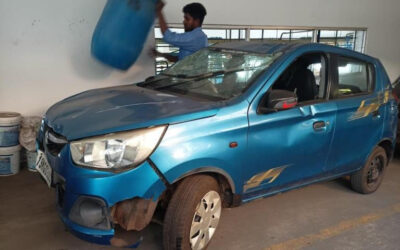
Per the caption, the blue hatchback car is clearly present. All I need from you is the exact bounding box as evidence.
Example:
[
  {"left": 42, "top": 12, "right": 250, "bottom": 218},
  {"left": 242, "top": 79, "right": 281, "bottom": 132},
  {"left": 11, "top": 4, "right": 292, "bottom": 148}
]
[{"left": 36, "top": 42, "right": 397, "bottom": 250}]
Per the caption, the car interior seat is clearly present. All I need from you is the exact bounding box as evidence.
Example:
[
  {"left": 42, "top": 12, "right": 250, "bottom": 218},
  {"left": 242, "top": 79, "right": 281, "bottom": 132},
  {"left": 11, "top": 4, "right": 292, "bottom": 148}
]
[{"left": 290, "top": 67, "right": 318, "bottom": 102}]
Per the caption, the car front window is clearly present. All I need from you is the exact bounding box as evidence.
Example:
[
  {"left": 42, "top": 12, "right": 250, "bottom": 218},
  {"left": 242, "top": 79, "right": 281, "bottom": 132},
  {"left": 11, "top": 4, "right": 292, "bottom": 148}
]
[{"left": 142, "top": 48, "right": 281, "bottom": 101}]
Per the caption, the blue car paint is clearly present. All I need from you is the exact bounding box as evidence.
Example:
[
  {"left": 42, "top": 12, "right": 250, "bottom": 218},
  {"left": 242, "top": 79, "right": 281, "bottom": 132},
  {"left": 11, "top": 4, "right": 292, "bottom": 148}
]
[
  {"left": 326, "top": 94, "right": 384, "bottom": 172},
  {"left": 381, "top": 60, "right": 399, "bottom": 143},
  {"left": 46, "top": 145, "right": 165, "bottom": 206},
  {"left": 45, "top": 85, "right": 221, "bottom": 140},
  {"left": 38, "top": 42, "right": 397, "bottom": 246},
  {"left": 246, "top": 101, "right": 337, "bottom": 194},
  {"left": 150, "top": 101, "right": 250, "bottom": 193},
  {"left": 58, "top": 205, "right": 115, "bottom": 245},
  {"left": 240, "top": 44, "right": 396, "bottom": 201},
  {"left": 41, "top": 142, "right": 165, "bottom": 245}
]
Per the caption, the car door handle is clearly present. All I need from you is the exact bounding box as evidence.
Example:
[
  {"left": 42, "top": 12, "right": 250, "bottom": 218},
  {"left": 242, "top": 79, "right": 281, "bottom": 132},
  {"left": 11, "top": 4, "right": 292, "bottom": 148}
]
[{"left": 313, "top": 121, "right": 326, "bottom": 130}]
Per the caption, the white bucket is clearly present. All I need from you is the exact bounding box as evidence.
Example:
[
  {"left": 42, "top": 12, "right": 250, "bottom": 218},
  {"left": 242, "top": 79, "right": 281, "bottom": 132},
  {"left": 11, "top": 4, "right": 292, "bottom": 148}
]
[
  {"left": 0, "top": 145, "right": 21, "bottom": 176},
  {"left": 0, "top": 112, "right": 22, "bottom": 147}
]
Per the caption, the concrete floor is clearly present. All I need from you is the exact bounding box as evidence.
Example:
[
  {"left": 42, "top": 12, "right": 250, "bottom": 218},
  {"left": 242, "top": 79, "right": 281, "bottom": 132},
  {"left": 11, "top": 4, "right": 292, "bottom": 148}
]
[{"left": 1, "top": 159, "right": 400, "bottom": 250}]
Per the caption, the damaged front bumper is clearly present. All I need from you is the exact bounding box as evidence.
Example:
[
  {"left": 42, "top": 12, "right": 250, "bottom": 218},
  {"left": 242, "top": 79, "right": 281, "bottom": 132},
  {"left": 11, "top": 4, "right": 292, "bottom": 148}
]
[
  {"left": 57, "top": 193, "right": 157, "bottom": 248},
  {"left": 45, "top": 145, "right": 166, "bottom": 247}
]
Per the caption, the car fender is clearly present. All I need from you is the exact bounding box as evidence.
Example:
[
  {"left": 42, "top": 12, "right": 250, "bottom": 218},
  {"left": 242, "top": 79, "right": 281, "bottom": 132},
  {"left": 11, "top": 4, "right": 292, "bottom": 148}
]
[
  {"left": 150, "top": 104, "right": 249, "bottom": 195},
  {"left": 169, "top": 165, "right": 236, "bottom": 193}
]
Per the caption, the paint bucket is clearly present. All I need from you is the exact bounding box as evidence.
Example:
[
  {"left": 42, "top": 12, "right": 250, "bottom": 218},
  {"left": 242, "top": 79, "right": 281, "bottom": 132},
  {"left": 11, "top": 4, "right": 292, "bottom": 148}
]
[
  {"left": 26, "top": 150, "right": 38, "bottom": 172},
  {"left": 0, "top": 112, "right": 22, "bottom": 147},
  {"left": 0, "top": 145, "right": 21, "bottom": 176}
]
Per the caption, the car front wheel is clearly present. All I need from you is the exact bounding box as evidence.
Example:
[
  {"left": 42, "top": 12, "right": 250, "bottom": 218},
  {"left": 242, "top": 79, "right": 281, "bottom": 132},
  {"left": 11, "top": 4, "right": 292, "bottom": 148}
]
[
  {"left": 163, "top": 175, "right": 222, "bottom": 250},
  {"left": 351, "top": 146, "right": 387, "bottom": 194}
]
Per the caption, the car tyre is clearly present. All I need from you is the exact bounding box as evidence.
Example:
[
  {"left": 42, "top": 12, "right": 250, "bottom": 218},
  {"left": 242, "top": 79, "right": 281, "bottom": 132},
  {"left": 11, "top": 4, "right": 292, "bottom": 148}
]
[
  {"left": 163, "top": 175, "right": 222, "bottom": 250},
  {"left": 351, "top": 146, "right": 387, "bottom": 194}
]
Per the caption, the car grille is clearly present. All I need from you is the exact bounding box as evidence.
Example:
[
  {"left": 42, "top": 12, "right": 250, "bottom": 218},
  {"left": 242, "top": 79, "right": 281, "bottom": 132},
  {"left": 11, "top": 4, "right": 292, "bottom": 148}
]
[{"left": 41, "top": 125, "right": 68, "bottom": 156}]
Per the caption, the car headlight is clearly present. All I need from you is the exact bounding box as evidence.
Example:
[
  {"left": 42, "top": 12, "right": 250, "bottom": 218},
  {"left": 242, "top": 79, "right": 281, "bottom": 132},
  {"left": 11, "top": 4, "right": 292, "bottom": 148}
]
[{"left": 70, "top": 126, "right": 166, "bottom": 171}]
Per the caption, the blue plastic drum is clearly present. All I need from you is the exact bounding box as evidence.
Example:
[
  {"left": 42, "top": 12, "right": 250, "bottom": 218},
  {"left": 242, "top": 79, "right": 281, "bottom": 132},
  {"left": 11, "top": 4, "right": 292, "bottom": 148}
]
[{"left": 91, "top": 0, "right": 157, "bottom": 70}]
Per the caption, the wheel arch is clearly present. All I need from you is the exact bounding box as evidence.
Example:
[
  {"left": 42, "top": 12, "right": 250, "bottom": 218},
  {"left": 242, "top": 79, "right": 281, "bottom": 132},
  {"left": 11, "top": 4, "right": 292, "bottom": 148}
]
[
  {"left": 157, "top": 167, "right": 241, "bottom": 210},
  {"left": 172, "top": 167, "right": 236, "bottom": 194},
  {"left": 378, "top": 138, "right": 394, "bottom": 164}
]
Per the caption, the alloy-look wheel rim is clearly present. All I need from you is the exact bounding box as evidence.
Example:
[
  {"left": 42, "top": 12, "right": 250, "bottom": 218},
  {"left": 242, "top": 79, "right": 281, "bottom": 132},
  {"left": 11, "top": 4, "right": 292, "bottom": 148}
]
[{"left": 190, "top": 190, "right": 222, "bottom": 250}]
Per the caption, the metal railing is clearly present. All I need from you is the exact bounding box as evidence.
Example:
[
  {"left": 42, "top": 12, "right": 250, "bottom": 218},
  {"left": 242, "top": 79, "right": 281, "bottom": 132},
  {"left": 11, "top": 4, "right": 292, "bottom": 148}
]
[{"left": 154, "top": 25, "right": 367, "bottom": 73}]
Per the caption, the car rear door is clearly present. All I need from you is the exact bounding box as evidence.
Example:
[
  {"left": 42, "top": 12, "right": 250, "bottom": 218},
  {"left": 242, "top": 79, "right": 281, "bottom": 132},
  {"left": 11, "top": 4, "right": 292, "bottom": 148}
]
[{"left": 325, "top": 54, "right": 385, "bottom": 173}]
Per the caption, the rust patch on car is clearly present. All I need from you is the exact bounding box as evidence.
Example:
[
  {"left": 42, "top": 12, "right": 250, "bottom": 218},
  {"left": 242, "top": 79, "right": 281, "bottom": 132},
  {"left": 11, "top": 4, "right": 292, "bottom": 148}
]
[
  {"left": 111, "top": 197, "right": 158, "bottom": 231},
  {"left": 110, "top": 226, "right": 143, "bottom": 247}
]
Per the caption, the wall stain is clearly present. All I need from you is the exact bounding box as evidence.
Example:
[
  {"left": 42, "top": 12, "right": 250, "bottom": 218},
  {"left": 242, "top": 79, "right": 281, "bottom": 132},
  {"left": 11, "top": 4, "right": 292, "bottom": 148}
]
[{"left": 31, "top": 19, "right": 40, "bottom": 26}]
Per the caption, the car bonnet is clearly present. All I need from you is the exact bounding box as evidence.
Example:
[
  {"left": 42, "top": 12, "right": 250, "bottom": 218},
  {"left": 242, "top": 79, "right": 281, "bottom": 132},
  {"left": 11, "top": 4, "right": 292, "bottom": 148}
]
[{"left": 45, "top": 84, "right": 221, "bottom": 140}]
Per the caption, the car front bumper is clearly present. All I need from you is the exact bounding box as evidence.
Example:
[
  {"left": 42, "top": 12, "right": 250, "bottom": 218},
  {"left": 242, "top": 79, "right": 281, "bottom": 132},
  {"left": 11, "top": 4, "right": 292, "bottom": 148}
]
[{"left": 39, "top": 140, "right": 166, "bottom": 246}]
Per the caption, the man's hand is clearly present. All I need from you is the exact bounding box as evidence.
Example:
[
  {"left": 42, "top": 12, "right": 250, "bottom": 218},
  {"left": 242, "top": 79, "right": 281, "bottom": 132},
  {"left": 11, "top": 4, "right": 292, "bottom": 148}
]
[
  {"left": 156, "top": 0, "right": 165, "bottom": 13},
  {"left": 156, "top": 0, "right": 168, "bottom": 34}
]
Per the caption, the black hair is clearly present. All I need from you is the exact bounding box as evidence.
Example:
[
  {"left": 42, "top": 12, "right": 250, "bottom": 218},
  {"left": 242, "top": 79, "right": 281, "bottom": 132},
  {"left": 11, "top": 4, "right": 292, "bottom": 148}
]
[{"left": 183, "top": 3, "right": 207, "bottom": 25}]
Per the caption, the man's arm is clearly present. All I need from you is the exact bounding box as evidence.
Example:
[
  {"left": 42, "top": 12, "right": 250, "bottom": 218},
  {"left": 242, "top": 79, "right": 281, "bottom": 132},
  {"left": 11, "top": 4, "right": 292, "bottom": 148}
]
[{"left": 156, "top": 1, "right": 168, "bottom": 34}]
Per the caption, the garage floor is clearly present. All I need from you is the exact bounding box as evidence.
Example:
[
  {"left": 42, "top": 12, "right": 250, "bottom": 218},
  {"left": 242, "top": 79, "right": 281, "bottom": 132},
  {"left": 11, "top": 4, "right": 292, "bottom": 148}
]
[{"left": 1, "top": 158, "right": 400, "bottom": 250}]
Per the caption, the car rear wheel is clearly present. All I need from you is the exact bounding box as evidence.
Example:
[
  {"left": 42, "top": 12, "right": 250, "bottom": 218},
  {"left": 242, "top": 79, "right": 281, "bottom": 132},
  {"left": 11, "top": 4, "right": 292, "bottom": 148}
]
[
  {"left": 163, "top": 175, "right": 222, "bottom": 250},
  {"left": 351, "top": 146, "right": 387, "bottom": 194}
]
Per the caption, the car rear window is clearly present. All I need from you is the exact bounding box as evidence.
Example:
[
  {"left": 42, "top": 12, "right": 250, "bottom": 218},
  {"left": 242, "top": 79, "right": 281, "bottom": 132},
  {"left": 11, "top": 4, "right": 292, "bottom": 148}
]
[{"left": 336, "top": 56, "right": 374, "bottom": 96}]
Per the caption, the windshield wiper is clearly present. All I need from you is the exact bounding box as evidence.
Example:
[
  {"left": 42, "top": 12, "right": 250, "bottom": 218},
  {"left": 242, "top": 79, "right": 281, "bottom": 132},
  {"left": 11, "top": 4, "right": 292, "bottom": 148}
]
[
  {"left": 137, "top": 75, "right": 170, "bottom": 87},
  {"left": 154, "top": 68, "right": 247, "bottom": 90},
  {"left": 160, "top": 72, "right": 189, "bottom": 78},
  {"left": 160, "top": 68, "right": 244, "bottom": 80}
]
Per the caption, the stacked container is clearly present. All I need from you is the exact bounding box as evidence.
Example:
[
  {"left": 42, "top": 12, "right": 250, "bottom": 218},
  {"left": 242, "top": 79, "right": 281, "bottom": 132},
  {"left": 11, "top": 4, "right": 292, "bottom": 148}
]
[
  {"left": 0, "top": 112, "right": 22, "bottom": 176},
  {"left": 19, "top": 116, "right": 42, "bottom": 172}
]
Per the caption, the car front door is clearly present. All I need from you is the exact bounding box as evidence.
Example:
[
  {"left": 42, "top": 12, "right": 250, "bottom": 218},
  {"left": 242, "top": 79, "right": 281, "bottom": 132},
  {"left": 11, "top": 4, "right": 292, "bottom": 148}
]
[{"left": 243, "top": 52, "right": 336, "bottom": 201}]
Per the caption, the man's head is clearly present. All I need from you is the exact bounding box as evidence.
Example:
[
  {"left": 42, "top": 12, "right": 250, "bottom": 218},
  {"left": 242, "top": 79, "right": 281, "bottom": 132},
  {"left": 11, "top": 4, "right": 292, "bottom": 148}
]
[{"left": 182, "top": 3, "right": 207, "bottom": 32}]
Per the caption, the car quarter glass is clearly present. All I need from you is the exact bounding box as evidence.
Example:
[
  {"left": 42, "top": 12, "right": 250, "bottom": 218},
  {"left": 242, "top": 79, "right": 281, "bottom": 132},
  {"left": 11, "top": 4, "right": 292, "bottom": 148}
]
[{"left": 335, "top": 56, "right": 375, "bottom": 97}]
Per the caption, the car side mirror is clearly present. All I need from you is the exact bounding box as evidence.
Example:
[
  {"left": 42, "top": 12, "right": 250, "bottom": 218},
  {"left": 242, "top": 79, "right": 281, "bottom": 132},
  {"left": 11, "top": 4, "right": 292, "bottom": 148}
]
[{"left": 258, "top": 89, "right": 298, "bottom": 114}]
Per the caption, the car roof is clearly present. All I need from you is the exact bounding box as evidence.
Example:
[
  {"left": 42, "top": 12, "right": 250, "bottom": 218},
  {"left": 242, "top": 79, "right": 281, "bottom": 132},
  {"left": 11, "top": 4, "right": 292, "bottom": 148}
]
[
  {"left": 211, "top": 41, "right": 303, "bottom": 54},
  {"left": 211, "top": 41, "right": 377, "bottom": 61}
]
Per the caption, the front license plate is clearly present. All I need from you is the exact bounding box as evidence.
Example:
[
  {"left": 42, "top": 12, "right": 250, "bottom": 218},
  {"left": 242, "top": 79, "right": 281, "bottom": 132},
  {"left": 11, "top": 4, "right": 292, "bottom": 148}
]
[{"left": 35, "top": 150, "right": 52, "bottom": 187}]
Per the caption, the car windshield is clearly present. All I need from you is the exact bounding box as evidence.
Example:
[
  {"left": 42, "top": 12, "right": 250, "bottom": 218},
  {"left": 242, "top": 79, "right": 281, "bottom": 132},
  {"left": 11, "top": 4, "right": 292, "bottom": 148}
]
[{"left": 140, "top": 48, "right": 281, "bottom": 101}]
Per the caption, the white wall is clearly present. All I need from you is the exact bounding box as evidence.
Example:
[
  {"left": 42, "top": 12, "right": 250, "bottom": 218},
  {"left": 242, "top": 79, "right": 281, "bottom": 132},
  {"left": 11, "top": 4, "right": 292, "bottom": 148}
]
[
  {"left": 0, "top": 0, "right": 155, "bottom": 116},
  {"left": 1, "top": 0, "right": 399, "bottom": 116}
]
